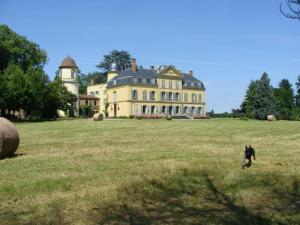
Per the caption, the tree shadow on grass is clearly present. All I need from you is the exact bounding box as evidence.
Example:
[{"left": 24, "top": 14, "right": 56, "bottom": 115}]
[{"left": 92, "top": 169, "right": 292, "bottom": 225}]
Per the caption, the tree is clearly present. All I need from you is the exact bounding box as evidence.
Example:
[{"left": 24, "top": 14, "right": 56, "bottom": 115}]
[
  {"left": 241, "top": 80, "right": 259, "bottom": 118},
  {"left": 296, "top": 75, "right": 300, "bottom": 108},
  {"left": 274, "top": 79, "right": 295, "bottom": 120},
  {"left": 76, "top": 71, "right": 107, "bottom": 94},
  {"left": 253, "top": 73, "right": 278, "bottom": 120},
  {"left": 280, "top": 0, "right": 300, "bottom": 20},
  {"left": 97, "top": 50, "right": 132, "bottom": 71},
  {"left": 24, "top": 66, "right": 48, "bottom": 118},
  {"left": 1, "top": 64, "right": 27, "bottom": 113},
  {"left": 242, "top": 73, "right": 278, "bottom": 120},
  {"left": 41, "top": 79, "right": 74, "bottom": 119},
  {"left": 0, "top": 25, "right": 47, "bottom": 72}
]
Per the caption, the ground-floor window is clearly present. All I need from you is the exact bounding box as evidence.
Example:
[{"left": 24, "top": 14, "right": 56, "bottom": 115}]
[
  {"left": 191, "top": 107, "right": 195, "bottom": 114},
  {"left": 197, "top": 107, "right": 201, "bottom": 114},
  {"left": 183, "top": 106, "right": 188, "bottom": 114},
  {"left": 151, "top": 105, "right": 156, "bottom": 114},
  {"left": 142, "top": 105, "right": 147, "bottom": 114},
  {"left": 175, "top": 106, "right": 180, "bottom": 114},
  {"left": 133, "top": 103, "right": 138, "bottom": 115}
]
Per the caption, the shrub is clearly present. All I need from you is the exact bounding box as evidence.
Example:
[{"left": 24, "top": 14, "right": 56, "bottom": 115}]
[
  {"left": 118, "top": 116, "right": 128, "bottom": 119},
  {"left": 129, "top": 115, "right": 134, "bottom": 119},
  {"left": 193, "top": 115, "right": 210, "bottom": 119},
  {"left": 166, "top": 116, "right": 172, "bottom": 120}
]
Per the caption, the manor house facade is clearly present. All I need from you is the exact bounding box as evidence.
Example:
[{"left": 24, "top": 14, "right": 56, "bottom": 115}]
[{"left": 88, "top": 59, "right": 206, "bottom": 117}]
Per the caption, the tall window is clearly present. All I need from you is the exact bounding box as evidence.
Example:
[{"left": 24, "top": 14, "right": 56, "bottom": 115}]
[
  {"left": 198, "top": 94, "right": 202, "bottom": 103},
  {"left": 150, "top": 91, "right": 155, "bottom": 100},
  {"left": 174, "top": 93, "right": 180, "bottom": 101},
  {"left": 184, "top": 93, "right": 188, "bottom": 102},
  {"left": 191, "top": 93, "right": 197, "bottom": 102},
  {"left": 161, "top": 92, "right": 166, "bottom": 100},
  {"left": 168, "top": 92, "right": 173, "bottom": 101},
  {"left": 132, "top": 90, "right": 138, "bottom": 100},
  {"left": 143, "top": 90, "right": 147, "bottom": 101},
  {"left": 151, "top": 106, "right": 156, "bottom": 114},
  {"left": 169, "top": 80, "right": 172, "bottom": 89},
  {"left": 162, "top": 80, "right": 165, "bottom": 88},
  {"left": 176, "top": 80, "right": 179, "bottom": 89}
]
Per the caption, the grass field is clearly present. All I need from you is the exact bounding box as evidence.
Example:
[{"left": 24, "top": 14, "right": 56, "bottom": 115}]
[{"left": 0, "top": 118, "right": 299, "bottom": 225}]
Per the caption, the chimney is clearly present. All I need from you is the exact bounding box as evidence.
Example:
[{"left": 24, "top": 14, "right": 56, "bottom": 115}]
[
  {"left": 90, "top": 79, "right": 94, "bottom": 85},
  {"left": 189, "top": 70, "right": 193, "bottom": 76},
  {"left": 131, "top": 58, "right": 137, "bottom": 73}
]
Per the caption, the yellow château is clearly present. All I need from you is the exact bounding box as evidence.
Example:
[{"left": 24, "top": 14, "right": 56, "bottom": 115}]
[{"left": 87, "top": 59, "right": 206, "bottom": 117}]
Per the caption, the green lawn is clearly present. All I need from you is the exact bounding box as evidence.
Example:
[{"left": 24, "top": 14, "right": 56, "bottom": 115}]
[{"left": 0, "top": 119, "right": 299, "bottom": 225}]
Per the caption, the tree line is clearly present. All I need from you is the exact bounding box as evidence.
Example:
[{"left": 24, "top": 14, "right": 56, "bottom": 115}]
[
  {"left": 209, "top": 73, "right": 300, "bottom": 120},
  {"left": 0, "top": 25, "right": 74, "bottom": 119}
]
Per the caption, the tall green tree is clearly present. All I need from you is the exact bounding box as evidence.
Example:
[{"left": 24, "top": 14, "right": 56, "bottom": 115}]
[
  {"left": 274, "top": 79, "right": 295, "bottom": 120},
  {"left": 253, "top": 73, "right": 278, "bottom": 120},
  {"left": 97, "top": 50, "right": 131, "bottom": 71},
  {"left": 0, "top": 24, "right": 47, "bottom": 72},
  {"left": 242, "top": 73, "right": 278, "bottom": 120},
  {"left": 24, "top": 66, "right": 48, "bottom": 118},
  {"left": 41, "top": 78, "right": 74, "bottom": 119},
  {"left": 1, "top": 64, "right": 27, "bottom": 112},
  {"left": 241, "top": 80, "right": 259, "bottom": 118},
  {"left": 296, "top": 75, "right": 300, "bottom": 109}
]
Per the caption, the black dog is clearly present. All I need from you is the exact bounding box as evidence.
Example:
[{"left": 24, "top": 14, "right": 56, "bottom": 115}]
[{"left": 242, "top": 145, "right": 256, "bottom": 169}]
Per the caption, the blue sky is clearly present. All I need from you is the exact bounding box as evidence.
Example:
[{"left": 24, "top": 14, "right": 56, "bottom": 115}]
[{"left": 1, "top": 0, "right": 300, "bottom": 112}]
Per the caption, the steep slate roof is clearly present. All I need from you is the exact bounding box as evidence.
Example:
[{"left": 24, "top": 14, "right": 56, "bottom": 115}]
[{"left": 107, "top": 68, "right": 205, "bottom": 90}]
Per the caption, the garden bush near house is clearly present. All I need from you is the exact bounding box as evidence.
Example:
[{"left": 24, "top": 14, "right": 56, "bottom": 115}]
[
  {"left": 193, "top": 115, "right": 210, "bottom": 119},
  {"left": 118, "top": 116, "right": 129, "bottom": 119},
  {"left": 129, "top": 115, "right": 134, "bottom": 119},
  {"left": 79, "top": 105, "right": 92, "bottom": 118},
  {"left": 166, "top": 115, "right": 172, "bottom": 120},
  {"left": 136, "top": 115, "right": 160, "bottom": 120}
]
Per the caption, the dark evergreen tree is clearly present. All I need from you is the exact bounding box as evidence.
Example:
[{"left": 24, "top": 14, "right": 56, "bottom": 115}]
[
  {"left": 242, "top": 73, "right": 278, "bottom": 120},
  {"left": 241, "top": 80, "right": 259, "bottom": 118},
  {"left": 274, "top": 79, "right": 295, "bottom": 120},
  {"left": 253, "top": 73, "right": 278, "bottom": 120},
  {"left": 296, "top": 75, "right": 300, "bottom": 108},
  {"left": 97, "top": 50, "right": 131, "bottom": 71}
]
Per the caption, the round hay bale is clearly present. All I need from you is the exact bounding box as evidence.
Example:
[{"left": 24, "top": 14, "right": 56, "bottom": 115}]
[
  {"left": 0, "top": 117, "right": 20, "bottom": 159},
  {"left": 267, "top": 115, "right": 276, "bottom": 121},
  {"left": 93, "top": 113, "right": 104, "bottom": 121}
]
